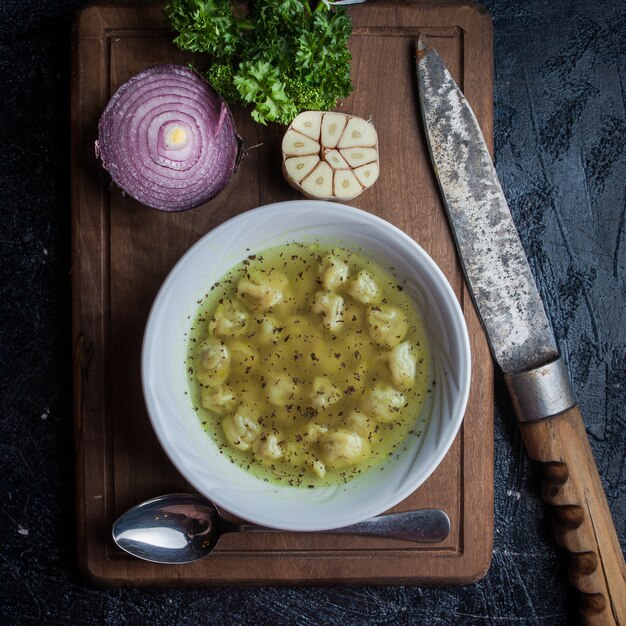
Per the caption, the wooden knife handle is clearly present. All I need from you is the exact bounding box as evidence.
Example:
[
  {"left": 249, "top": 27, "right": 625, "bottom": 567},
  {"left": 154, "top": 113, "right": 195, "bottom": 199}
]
[{"left": 518, "top": 405, "right": 626, "bottom": 625}]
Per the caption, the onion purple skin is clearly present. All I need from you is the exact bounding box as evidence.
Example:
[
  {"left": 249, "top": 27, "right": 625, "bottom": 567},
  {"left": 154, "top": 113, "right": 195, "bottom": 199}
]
[{"left": 96, "top": 64, "right": 243, "bottom": 212}]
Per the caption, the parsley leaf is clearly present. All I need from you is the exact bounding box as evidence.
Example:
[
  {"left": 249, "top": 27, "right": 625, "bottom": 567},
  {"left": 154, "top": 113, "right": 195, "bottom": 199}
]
[
  {"left": 164, "top": 0, "right": 243, "bottom": 61},
  {"left": 165, "top": 0, "right": 353, "bottom": 125},
  {"left": 234, "top": 60, "right": 298, "bottom": 125}
]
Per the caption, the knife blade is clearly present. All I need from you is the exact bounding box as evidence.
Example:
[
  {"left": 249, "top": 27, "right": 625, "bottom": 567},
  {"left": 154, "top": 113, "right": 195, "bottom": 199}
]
[
  {"left": 416, "top": 36, "right": 626, "bottom": 625},
  {"left": 417, "top": 41, "right": 556, "bottom": 375}
]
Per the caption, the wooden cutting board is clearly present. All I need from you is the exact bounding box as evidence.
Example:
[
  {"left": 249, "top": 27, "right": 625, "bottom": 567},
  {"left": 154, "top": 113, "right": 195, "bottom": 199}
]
[{"left": 71, "top": 1, "right": 493, "bottom": 585}]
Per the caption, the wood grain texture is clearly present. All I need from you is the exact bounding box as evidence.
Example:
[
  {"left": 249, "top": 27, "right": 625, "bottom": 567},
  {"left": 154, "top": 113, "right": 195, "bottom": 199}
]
[
  {"left": 519, "top": 407, "right": 626, "bottom": 625},
  {"left": 71, "top": 1, "right": 494, "bottom": 585}
]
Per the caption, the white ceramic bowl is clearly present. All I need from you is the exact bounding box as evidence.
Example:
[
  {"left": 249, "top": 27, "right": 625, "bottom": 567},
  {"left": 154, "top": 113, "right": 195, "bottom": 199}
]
[{"left": 142, "top": 200, "right": 471, "bottom": 531}]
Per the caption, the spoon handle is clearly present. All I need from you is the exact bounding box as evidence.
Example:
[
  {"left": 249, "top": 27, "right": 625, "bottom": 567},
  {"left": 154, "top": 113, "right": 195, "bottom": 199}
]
[{"left": 233, "top": 509, "right": 450, "bottom": 543}]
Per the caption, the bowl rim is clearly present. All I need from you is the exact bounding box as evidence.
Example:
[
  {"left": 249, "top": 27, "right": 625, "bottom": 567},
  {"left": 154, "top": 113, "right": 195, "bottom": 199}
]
[{"left": 142, "top": 199, "right": 471, "bottom": 530}]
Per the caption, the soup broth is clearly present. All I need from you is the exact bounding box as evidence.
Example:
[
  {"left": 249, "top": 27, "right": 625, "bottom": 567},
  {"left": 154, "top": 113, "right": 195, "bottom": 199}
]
[{"left": 186, "top": 243, "right": 433, "bottom": 487}]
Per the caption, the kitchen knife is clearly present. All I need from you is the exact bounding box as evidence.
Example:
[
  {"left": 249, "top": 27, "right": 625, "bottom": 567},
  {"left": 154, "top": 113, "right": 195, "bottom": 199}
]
[{"left": 416, "top": 35, "right": 625, "bottom": 626}]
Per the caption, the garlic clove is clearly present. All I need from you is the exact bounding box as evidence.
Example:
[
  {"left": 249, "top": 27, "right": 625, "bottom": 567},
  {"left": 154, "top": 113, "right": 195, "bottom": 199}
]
[
  {"left": 284, "top": 155, "right": 320, "bottom": 183},
  {"left": 337, "top": 117, "right": 378, "bottom": 149},
  {"left": 321, "top": 112, "right": 348, "bottom": 149},
  {"left": 282, "top": 129, "right": 320, "bottom": 156},
  {"left": 300, "top": 161, "right": 333, "bottom": 198},
  {"left": 340, "top": 147, "right": 378, "bottom": 168},
  {"left": 324, "top": 149, "right": 349, "bottom": 169},
  {"left": 333, "top": 169, "right": 362, "bottom": 199},
  {"left": 353, "top": 161, "right": 380, "bottom": 188},
  {"left": 290, "top": 110, "right": 323, "bottom": 141}
]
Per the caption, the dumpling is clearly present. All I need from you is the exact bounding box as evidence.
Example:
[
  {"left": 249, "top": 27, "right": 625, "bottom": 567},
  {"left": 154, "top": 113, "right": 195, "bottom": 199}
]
[
  {"left": 344, "top": 409, "right": 373, "bottom": 439},
  {"left": 253, "top": 314, "right": 279, "bottom": 344},
  {"left": 227, "top": 340, "right": 258, "bottom": 374},
  {"left": 311, "top": 291, "right": 345, "bottom": 333},
  {"left": 200, "top": 384, "right": 238, "bottom": 415},
  {"left": 266, "top": 373, "right": 299, "bottom": 407},
  {"left": 348, "top": 270, "right": 379, "bottom": 304},
  {"left": 209, "top": 299, "right": 249, "bottom": 338},
  {"left": 237, "top": 271, "right": 288, "bottom": 310},
  {"left": 195, "top": 338, "right": 230, "bottom": 386},
  {"left": 320, "top": 429, "right": 370, "bottom": 469},
  {"left": 253, "top": 433, "right": 284, "bottom": 460},
  {"left": 387, "top": 341, "right": 417, "bottom": 390},
  {"left": 306, "top": 458, "right": 327, "bottom": 478},
  {"left": 222, "top": 411, "right": 260, "bottom": 451},
  {"left": 362, "top": 383, "right": 406, "bottom": 423},
  {"left": 320, "top": 254, "right": 349, "bottom": 291},
  {"left": 283, "top": 441, "right": 305, "bottom": 468},
  {"left": 301, "top": 422, "right": 328, "bottom": 443},
  {"left": 310, "top": 377, "right": 341, "bottom": 410},
  {"left": 366, "top": 305, "right": 409, "bottom": 347}
]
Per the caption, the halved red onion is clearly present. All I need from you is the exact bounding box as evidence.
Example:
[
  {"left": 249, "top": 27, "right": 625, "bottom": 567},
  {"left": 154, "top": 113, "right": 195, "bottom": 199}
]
[{"left": 96, "top": 65, "right": 242, "bottom": 212}]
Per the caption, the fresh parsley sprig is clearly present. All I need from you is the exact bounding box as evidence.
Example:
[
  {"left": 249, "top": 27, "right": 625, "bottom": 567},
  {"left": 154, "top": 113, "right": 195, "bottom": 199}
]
[{"left": 164, "top": 0, "right": 354, "bottom": 125}]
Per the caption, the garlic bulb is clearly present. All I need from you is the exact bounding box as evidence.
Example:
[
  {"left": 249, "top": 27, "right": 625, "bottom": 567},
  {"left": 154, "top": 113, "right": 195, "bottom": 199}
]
[{"left": 282, "top": 111, "right": 379, "bottom": 201}]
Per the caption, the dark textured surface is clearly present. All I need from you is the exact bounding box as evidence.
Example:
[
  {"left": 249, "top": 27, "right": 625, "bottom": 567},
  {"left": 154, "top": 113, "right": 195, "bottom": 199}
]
[{"left": 0, "top": 0, "right": 624, "bottom": 624}]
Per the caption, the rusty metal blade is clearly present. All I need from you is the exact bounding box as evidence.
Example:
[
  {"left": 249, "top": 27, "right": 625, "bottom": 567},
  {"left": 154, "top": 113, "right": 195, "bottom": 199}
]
[{"left": 416, "top": 38, "right": 559, "bottom": 374}]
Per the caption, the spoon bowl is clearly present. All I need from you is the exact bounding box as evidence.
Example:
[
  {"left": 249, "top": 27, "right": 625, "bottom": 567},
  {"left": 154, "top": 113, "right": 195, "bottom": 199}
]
[{"left": 113, "top": 493, "right": 450, "bottom": 564}]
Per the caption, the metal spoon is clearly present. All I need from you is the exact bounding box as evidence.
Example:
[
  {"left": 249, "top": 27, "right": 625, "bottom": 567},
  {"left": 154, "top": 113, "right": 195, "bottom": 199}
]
[{"left": 112, "top": 493, "right": 450, "bottom": 564}]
